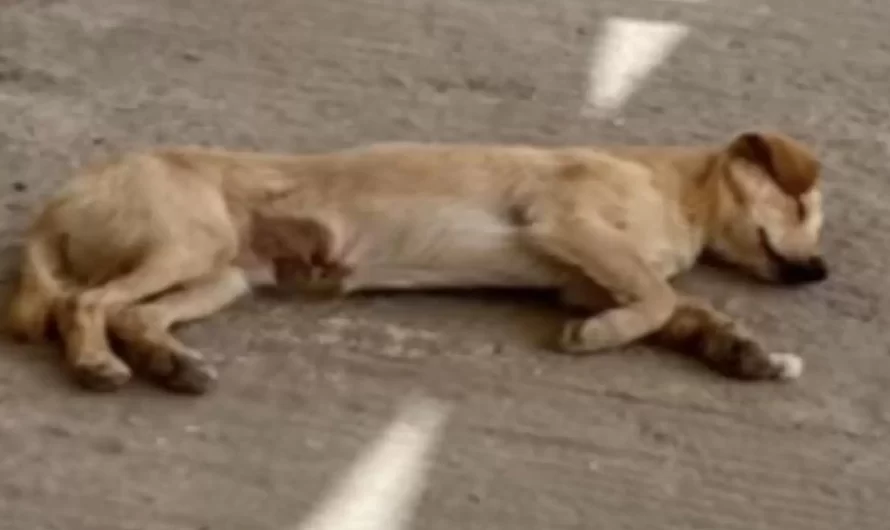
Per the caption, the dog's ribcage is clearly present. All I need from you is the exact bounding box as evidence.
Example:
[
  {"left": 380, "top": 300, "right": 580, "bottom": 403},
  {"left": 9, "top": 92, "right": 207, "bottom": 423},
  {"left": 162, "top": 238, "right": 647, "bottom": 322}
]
[{"left": 336, "top": 198, "right": 570, "bottom": 292}]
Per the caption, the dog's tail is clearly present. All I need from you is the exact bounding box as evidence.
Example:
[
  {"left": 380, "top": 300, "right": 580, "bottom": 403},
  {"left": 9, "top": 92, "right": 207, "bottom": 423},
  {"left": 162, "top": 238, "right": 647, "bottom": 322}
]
[{"left": 4, "top": 225, "right": 69, "bottom": 343}]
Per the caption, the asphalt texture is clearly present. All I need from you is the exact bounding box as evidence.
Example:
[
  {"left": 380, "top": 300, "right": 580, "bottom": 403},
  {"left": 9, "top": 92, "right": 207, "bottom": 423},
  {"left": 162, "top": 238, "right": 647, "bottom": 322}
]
[{"left": 2, "top": 0, "right": 889, "bottom": 528}]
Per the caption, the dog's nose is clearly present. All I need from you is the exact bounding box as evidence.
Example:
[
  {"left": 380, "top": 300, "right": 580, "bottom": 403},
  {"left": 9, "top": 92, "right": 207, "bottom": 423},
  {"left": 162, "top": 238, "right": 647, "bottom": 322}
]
[{"left": 779, "top": 256, "right": 828, "bottom": 285}]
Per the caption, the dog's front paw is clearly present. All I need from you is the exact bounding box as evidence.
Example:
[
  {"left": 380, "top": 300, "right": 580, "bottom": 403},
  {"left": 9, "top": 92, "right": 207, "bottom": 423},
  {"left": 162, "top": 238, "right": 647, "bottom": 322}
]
[
  {"left": 70, "top": 356, "right": 132, "bottom": 392},
  {"left": 767, "top": 352, "right": 804, "bottom": 380},
  {"left": 558, "top": 318, "right": 620, "bottom": 355},
  {"left": 714, "top": 336, "right": 804, "bottom": 382}
]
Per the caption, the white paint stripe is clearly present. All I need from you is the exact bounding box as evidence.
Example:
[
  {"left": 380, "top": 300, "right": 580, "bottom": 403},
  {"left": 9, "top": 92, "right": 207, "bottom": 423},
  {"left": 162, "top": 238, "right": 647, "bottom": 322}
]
[
  {"left": 295, "top": 396, "right": 451, "bottom": 530},
  {"left": 583, "top": 17, "right": 690, "bottom": 117}
]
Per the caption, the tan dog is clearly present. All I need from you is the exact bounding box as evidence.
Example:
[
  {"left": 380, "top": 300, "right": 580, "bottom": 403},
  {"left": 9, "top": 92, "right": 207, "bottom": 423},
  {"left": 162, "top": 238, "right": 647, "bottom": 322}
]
[{"left": 4, "top": 130, "right": 827, "bottom": 394}]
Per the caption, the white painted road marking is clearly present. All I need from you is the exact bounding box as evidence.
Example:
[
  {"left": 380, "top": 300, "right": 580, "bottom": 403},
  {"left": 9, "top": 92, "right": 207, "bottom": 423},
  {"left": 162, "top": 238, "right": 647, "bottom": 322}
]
[
  {"left": 584, "top": 17, "right": 690, "bottom": 117},
  {"left": 295, "top": 396, "right": 451, "bottom": 530}
]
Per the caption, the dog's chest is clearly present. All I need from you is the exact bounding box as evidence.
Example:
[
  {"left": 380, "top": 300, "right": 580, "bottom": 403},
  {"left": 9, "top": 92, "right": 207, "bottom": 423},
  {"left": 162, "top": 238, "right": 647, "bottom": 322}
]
[
  {"left": 642, "top": 225, "right": 702, "bottom": 278},
  {"left": 608, "top": 190, "right": 703, "bottom": 278}
]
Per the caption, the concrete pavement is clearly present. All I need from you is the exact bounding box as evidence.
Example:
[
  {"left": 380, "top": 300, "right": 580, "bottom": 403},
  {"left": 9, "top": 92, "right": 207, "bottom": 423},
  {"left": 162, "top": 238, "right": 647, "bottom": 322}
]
[{"left": 1, "top": 0, "right": 889, "bottom": 528}]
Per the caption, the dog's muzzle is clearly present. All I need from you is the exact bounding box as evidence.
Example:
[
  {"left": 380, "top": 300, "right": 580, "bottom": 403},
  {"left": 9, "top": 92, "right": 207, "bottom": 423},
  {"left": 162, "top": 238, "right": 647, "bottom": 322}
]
[
  {"left": 758, "top": 229, "right": 828, "bottom": 285},
  {"left": 776, "top": 256, "right": 828, "bottom": 285}
]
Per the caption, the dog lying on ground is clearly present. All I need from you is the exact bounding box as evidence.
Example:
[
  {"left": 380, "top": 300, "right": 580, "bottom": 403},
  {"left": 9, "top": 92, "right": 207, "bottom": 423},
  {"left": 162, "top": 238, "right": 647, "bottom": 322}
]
[{"left": 4, "top": 130, "right": 827, "bottom": 394}]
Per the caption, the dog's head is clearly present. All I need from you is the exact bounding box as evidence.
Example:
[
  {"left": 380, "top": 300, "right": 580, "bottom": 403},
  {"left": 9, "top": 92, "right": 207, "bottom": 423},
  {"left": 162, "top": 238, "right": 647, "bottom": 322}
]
[{"left": 705, "top": 131, "right": 827, "bottom": 285}]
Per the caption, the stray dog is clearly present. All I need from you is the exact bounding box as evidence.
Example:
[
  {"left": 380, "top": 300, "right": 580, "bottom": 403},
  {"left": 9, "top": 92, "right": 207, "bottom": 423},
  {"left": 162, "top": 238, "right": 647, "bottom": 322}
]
[{"left": 4, "top": 130, "right": 827, "bottom": 394}]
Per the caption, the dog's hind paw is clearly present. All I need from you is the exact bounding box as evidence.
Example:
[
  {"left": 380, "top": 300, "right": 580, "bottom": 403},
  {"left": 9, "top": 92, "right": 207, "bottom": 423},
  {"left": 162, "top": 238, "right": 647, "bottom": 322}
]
[
  {"left": 153, "top": 352, "right": 218, "bottom": 395},
  {"left": 71, "top": 356, "right": 133, "bottom": 392}
]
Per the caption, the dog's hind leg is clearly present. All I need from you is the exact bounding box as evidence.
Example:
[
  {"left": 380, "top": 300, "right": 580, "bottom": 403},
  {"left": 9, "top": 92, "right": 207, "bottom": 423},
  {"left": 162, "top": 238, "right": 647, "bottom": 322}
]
[
  {"left": 5, "top": 227, "right": 71, "bottom": 343},
  {"left": 109, "top": 266, "right": 250, "bottom": 394},
  {"left": 60, "top": 245, "right": 230, "bottom": 392},
  {"left": 645, "top": 297, "right": 804, "bottom": 381}
]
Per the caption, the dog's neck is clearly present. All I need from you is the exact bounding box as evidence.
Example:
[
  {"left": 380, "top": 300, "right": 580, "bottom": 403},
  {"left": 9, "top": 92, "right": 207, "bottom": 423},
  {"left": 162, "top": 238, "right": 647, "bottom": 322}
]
[
  {"left": 668, "top": 148, "right": 725, "bottom": 263},
  {"left": 671, "top": 147, "right": 724, "bottom": 228},
  {"left": 618, "top": 145, "right": 725, "bottom": 263},
  {"left": 606, "top": 144, "right": 722, "bottom": 226}
]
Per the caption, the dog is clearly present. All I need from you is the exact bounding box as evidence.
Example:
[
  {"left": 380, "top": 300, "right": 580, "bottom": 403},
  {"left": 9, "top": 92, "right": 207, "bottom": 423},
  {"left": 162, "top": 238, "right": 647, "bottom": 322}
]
[{"left": 4, "top": 130, "right": 827, "bottom": 394}]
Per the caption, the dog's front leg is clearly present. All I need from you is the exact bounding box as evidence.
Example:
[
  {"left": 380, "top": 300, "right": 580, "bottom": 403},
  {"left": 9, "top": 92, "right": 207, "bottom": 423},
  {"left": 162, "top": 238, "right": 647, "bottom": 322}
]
[
  {"left": 646, "top": 296, "right": 803, "bottom": 381},
  {"left": 525, "top": 213, "right": 677, "bottom": 354}
]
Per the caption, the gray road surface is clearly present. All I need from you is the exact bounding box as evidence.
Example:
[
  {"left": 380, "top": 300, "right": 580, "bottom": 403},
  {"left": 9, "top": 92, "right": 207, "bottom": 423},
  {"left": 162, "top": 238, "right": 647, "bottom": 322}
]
[{"left": 1, "top": 0, "right": 889, "bottom": 529}]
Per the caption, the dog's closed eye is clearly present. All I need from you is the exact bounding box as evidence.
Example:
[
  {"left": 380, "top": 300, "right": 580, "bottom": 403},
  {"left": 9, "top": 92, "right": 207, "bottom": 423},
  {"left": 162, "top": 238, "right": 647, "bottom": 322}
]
[
  {"left": 795, "top": 199, "right": 806, "bottom": 222},
  {"left": 758, "top": 228, "right": 785, "bottom": 265}
]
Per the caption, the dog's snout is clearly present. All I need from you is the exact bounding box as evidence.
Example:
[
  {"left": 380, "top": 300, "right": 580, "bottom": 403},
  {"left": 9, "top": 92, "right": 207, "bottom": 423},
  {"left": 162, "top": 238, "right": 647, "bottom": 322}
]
[{"left": 778, "top": 256, "right": 828, "bottom": 285}]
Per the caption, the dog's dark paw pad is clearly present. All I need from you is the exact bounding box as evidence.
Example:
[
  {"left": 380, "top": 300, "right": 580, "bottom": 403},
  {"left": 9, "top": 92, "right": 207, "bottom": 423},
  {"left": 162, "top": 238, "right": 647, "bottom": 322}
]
[
  {"left": 71, "top": 358, "right": 132, "bottom": 392},
  {"left": 157, "top": 354, "right": 218, "bottom": 395}
]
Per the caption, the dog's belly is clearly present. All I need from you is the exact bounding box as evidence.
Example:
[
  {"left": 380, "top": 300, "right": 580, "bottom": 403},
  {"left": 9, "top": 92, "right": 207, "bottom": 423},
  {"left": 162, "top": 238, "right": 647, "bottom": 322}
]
[{"left": 338, "top": 202, "right": 571, "bottom": 292}]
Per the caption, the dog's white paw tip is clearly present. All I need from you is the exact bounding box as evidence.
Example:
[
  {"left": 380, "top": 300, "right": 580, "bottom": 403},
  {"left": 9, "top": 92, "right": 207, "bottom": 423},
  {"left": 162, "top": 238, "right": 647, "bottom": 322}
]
[{"left": 769, "top": 352, "right": 804, "bottom": 380}]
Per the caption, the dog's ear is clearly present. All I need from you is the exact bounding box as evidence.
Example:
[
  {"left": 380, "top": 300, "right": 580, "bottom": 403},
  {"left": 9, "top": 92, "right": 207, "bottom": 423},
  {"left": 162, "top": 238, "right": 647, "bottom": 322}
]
[{"left": 728, "top": 131, "right": 820, "bottom": 196}]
